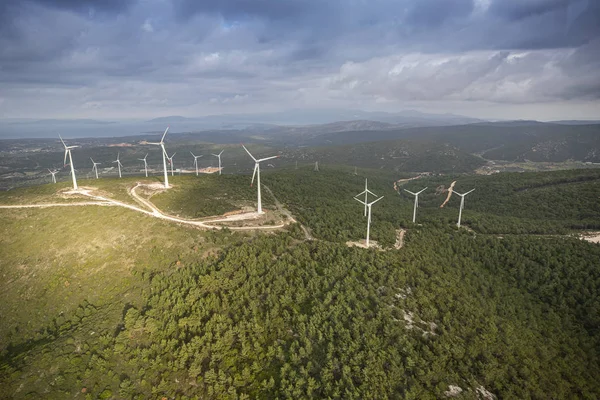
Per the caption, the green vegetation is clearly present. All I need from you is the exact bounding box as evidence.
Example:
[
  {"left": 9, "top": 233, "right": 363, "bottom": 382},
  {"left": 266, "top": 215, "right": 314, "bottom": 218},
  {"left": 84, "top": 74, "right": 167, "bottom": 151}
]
[
  {"left": 281, "top": 139, "right": 485, "bottom": 173},
  {"left": 406, "top": 168, "right": 600, "bottom": 234},
  {"left": 1, "top": 166, "right": 600, "bottom": 398},
  {"left": 151, "top": 174, "right": 274, "bottom": 218}
]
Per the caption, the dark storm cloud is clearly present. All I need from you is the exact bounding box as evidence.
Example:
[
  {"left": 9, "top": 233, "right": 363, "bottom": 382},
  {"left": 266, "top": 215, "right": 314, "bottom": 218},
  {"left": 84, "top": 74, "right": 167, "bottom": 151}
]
[
  {"left": 0, "top": 0, "right": 598, "bottom": 119},
  {"left": 490, "top": 0, "right": 570, "bottom": 20},
  {"left": 0, "top": 0, "right": 134, "bottom": 17},
  {"left": 173, "top": 0, "right": 311, "bottom": 21}
]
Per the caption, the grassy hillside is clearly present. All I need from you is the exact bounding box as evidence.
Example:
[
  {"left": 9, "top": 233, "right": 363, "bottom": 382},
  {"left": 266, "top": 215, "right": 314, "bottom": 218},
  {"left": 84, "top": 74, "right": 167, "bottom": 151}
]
[{"left": 1, "top": 167, "right": 600, "bottom": 398}]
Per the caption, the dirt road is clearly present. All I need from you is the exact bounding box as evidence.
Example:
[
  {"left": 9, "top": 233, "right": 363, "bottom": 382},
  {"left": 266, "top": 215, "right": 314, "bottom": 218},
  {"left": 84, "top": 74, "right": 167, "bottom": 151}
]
[{"left": 0, "top": 184, "right": 290, "bottom": 231}]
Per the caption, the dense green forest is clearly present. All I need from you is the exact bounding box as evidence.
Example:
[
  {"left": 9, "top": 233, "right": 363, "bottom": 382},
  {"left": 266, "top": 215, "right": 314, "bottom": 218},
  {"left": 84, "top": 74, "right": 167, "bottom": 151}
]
[
  {"left": 2, "top": 227, "right": 599, "bottom": 398},
  {"left": 1, "top": 167, "right": 600, "bottom": 398}
]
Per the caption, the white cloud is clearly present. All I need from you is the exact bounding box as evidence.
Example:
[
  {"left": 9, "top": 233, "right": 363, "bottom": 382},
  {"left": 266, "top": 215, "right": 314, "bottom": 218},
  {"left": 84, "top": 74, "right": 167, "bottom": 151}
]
[{"left": 142, "top": 19, "right": 154, "bottom": 33}]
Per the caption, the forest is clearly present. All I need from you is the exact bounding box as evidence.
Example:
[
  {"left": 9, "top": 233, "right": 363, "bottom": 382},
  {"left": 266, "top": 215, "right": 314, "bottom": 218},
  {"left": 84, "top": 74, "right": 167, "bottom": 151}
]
[{"left": 1, "top": 166, "right": 600, "bottom": 399}]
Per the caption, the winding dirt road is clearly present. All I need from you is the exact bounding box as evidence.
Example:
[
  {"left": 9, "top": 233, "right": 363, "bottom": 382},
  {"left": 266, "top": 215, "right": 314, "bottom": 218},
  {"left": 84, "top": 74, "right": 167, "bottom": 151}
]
[{"left": 0, "top": 183, "right": 290, "bottom": 231}]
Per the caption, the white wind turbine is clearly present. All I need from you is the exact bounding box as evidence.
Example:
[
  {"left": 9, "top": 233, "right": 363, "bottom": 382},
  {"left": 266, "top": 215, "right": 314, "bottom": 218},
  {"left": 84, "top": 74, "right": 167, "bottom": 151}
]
[
  {"left": 404, "top": 187, "right": 428, "bottom": 223},
  {"left": 138, "top": 153, "right": 149, "bottom": 177},
  {"left": 90, "top": 158, "right": 101, "bottom": 179},
  {"left": 113, "top": 152, "right": 123, "bottom": 178},
  {"left": 242, "top": 144, "right": 279, "bottom": 214},
  {"left": 48, "top": 169, "right": 59, "bottom": 184},
  {"left": 455, "top": 189, "right": 475, "bottom": 227},
  {"left": 147, "top": 127, "right": 170, "bottom": 188},
  {"left": 212, "top": 150, "right": 224, "bottom": 175},
  {"left": 59, "top": 135, "right": 79, "bottom": 190},
  {"left": 167, "top": 152, "right": 176, "bottom": 176},
  {"left": 354, "top": 195, "right": 384, "bottom": 248},
  {"left": 190, "top": 151, "right": 203, "bottom": 176},
  {"left": 355, "top": 178, "right": 377, "bottom": 217}
]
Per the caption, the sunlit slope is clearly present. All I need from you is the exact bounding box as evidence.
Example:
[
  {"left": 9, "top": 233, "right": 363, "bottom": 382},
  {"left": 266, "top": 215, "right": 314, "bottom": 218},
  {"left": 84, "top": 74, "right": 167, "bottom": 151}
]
[{"left": 150, "top": 174, "right": 275, "bottom": 218}]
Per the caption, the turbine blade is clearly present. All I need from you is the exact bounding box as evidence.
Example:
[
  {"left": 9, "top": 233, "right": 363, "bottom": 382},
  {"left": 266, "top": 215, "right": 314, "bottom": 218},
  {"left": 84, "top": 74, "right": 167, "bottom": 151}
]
[
  {"left": 354, "top": 197, "right": 367, "bottom": 205},
  {"left": 404, "top": 189, "right": 417, "bottom": 196},
  {"left": 242, "top": 144, "right": 257, "bottom": 162},
  {"left": 417, "top": 187, "right": 428, "bottom": 195},
  {"left": 257, "top": 155, "right": 279, "bottom": 162},
  {"left": 369, "top": 196, "right": 384, "bottom": 205},
  {"left": 219, "top": 150, "right": 224, "bottom": 156},
  {"left": 59, "top": 135, "right": 67, "bottom": 148},
  {"left": 465, "top": 188, "right": 475, "bottom": 195},
  {"left": 190, "top": 151, "right": 195, "bottom": 157},
  {"left": 64, "top": 150, "right": 68, "bottom": 165},
  {"left": 251, "top": 163, "right": 258, "bottom": 186},
  {"left": 160, "top": 127, "right": 169, "bottom": 143}
]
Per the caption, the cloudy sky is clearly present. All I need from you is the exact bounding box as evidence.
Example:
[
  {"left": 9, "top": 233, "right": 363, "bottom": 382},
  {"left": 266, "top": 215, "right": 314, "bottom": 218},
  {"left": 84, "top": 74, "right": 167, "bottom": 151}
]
[{"left": 0, "top": 0, "right": 599, "bottom": 121}]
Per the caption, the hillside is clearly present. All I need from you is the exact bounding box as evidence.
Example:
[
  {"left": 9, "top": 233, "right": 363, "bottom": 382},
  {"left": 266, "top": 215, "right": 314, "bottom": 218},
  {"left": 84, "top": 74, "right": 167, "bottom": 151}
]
[
  {"left": 275, "top": 122, "right": 600, "bottom": 163},
  {"left": 1, "top": 169, "right": 600, "bottom": 398},
  {"left": 280, "top": 139, "right": 485, "bottom": 173}
]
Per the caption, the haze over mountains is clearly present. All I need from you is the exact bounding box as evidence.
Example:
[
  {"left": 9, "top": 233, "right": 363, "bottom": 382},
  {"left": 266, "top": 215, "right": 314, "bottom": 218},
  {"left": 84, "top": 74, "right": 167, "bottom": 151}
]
[{"left": 2, "top": 108, "right": 600, "bottom": 141}]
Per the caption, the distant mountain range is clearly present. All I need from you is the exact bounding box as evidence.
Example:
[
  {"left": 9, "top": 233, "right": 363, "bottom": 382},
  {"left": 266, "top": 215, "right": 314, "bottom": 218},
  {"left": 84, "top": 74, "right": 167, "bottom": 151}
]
[
  {"left": 1, "top": 109, "right": 599, "bottom": 163},
  {"left": 0, "top": 109, "right": 483, "bottom": 139}
]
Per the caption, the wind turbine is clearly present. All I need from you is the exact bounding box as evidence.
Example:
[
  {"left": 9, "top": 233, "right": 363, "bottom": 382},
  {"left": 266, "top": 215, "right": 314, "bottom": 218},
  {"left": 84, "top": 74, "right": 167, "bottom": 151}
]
[
  {"left": 113, "top": 152, "right": 123, "bottom": 178},
  {"left": 190, "top": 152, "right": 203, "bottom": 176},
  {"left": 48, "top": 169, "right": 59, "bottom": 184},
  {"left": 138, "top": 153, "right": 149, "bottom": 177},
  {"left": 90, "top": 158, "right": 101, "bottom": 179},
  {"left": 355, "top": 178, "right": 377, "bottom": 217},
  {"left": 454, "top": 189, "right": 475, "bottom": 227},
  {"left": 404, "top": 187, "right": 428, "bottom": 223},
  {"left": 59, "top": 135, "right": 79, "bottom": 190},
  {"left": 354, "top": 195, "right": 384, "bottom": 248},
  {"left": 242, "top": 144, "right": 279, "bottom": 214},
  {"left": 167, "top": 152, "right": 176, "bottom": 176},
  {"left": 212, "top": 150, "right": 224, "bottom": 175},
  {"left": 146, "top": 127, "right": 170, "bottom": 188},
  {"left": 314, "top": 161, "right": 319, "bottom": 171}
]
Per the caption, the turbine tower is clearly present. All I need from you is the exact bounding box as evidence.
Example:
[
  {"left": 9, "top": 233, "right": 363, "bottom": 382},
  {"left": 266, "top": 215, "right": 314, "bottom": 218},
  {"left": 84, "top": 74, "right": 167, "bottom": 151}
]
[
  {"left": 90, "top": 158, "right": 101, "bottom": 179},
  {"left": 454, "top": 189, "right": 475, "bottom": 227},
  {"left": 147, "top": 127, "right": 170, "bottom": 188},
  {"left": 212, "top": 150, "right": 224, "bottom": 175},
  {"left": 355, "top": 178, "right": 377, "bottom": 217},
  {"left": 138, "top": 153, "right": 149, "bottom": 177},
  {"left": 113, "top": 152, "right": 123, "bottom": 178},
  {"left": 190, "top": 152, "right": 203, "bottom": 176},
  {"left": 48, "top": 169, "right": 59, "bottom": 184},
  {"left": 314, "top": 161, "right": 319, "bottom": 171},
  {"left": 404, "top": 187, "right": 428, "bottom": 223},
  {"left": 354, "top": 195, "right": 384, "bottom": 248},
  {"left": 242, "top": 144, "right": 279, "bottom": 214},
  {"left": 59, "top": 135, "right": 79, "bottom": 190},
  {"left": 167, "top": 152, "right": 176, "bottom": 176}
]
